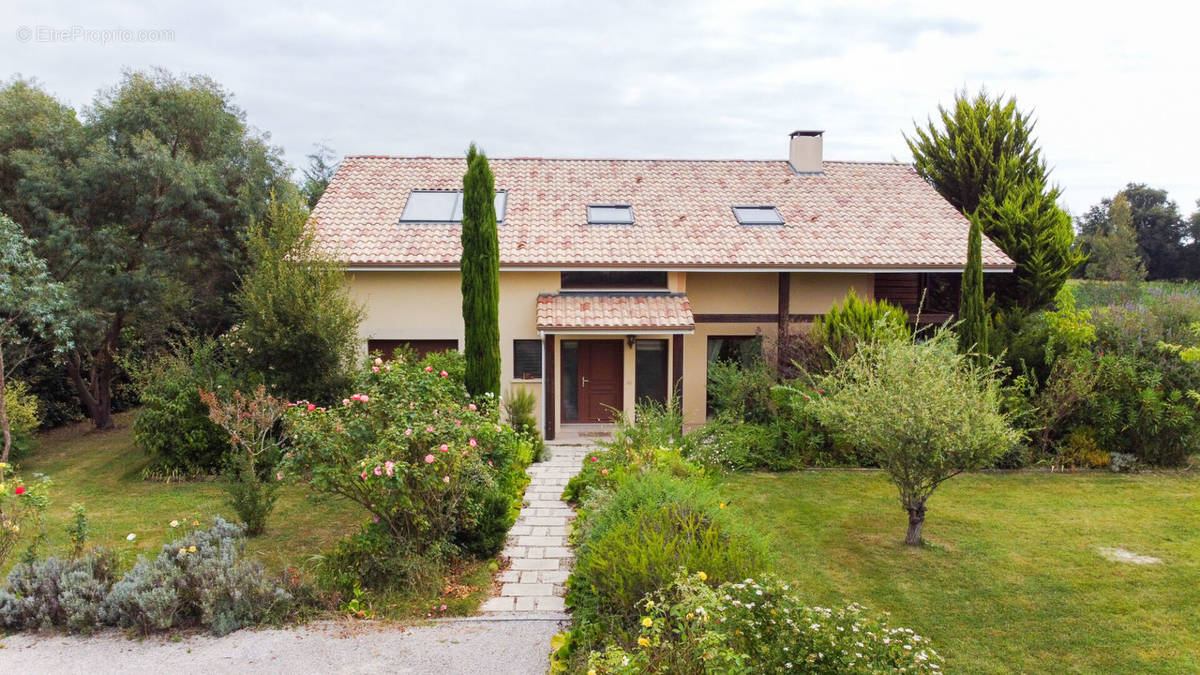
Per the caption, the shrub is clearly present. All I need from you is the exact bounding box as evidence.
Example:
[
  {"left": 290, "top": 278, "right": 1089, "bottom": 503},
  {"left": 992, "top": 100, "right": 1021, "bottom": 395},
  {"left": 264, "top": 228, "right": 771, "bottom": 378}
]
[
  {"left": 564, "top": 443, "right": 701, "bottom": 506},
  {"left": 284, "top": 351, "right": 529, "bottom": 591},
  {"left": 812, "top": 329, "right": 1019, "bottom": 545},
  {"left": 685, "top": 415, "right": 786, "bottom": 471},
  {"left": 812, "top": 289, "right": 910, "bottom": 359},
  {"left": 614, "top": 397, "right": 683, "bottom": 451},
  {"left": 586, "top": 571, "right": 944, "bottom": 674},
  {"left": 133, "top": 338, "right": 235, "bottom": 476},
  {"left": 0, "top": 549, "right": 119, "bottom": 633},
  {"left": 315, "top": 521, "right": 446, "bottom": 597},
  {"left": 3, "top": 379, "right": 40, "bottom": 461},
  {"left": 505, "top": 386, "right": 545, "bottom": 462},
  {"left": 567, "top": 471, "right": 769, "bottom": 651},
  {"left": 200, "top": 385, "right": 287, "bottom": 536},
  {"left": 102, "top": 517, "right": 292, "bottom": 636},
  {"left": 0, "top": 468, "right": 50, "bottom": 569},
  {"left": 234, "top": 195, "right": 362, "bottom": 404},
  {"left": 706, "top": 358, "right": 775, "bottom": 423}
]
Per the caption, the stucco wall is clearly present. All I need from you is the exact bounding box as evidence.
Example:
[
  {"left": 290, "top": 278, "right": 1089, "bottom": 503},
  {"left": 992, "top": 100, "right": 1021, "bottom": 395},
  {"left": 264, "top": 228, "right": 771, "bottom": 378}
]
[{"left": 347, "top": 269, "right": 874, "bottom": 435}]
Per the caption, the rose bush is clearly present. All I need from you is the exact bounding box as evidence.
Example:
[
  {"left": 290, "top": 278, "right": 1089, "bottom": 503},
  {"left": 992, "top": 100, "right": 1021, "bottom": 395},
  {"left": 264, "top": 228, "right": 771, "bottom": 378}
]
[{"left": 284, "top": 350, "right": 530, "bottom": 591}]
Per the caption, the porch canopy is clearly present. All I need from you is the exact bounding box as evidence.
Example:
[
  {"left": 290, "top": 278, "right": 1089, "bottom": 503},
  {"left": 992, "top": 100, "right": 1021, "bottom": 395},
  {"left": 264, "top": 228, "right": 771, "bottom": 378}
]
[{"left": 536, "top": 293, "right": 694, "bottom": 334}]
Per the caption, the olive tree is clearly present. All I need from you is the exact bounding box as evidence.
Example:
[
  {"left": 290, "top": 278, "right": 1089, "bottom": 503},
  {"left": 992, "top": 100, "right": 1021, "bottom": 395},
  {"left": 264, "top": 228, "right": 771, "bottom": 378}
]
[{"left": 812, "top": 330, "right": 1019, "bottom": 545}]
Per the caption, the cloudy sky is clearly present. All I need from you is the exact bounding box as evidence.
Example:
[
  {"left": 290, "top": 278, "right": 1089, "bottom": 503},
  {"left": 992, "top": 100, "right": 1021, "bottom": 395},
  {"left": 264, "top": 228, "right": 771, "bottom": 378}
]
[{"left": 3, "top": 0, "right": 1197, "bottom": 216}]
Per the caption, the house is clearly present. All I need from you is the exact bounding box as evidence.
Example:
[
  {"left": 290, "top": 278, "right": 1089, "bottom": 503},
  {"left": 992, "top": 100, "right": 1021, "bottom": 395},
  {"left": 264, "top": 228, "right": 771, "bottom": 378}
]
[{"left": 309, "top": 131, "right": 1014, "bottom": 440}]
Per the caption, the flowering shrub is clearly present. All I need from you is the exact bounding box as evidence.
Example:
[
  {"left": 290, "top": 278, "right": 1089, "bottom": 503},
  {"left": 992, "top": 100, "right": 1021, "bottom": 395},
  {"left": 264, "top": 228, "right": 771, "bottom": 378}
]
[
  {"left": 284, "top": 351, "right": 530, "bottom": 589},
  {"left": 586, "top": 571, "right": 944, "bottom": 674},
  {"left": 564, "top": 444, "right": 701, "bottom": 506},
  {"left": 0, "top": 465, "right": 50, "bottom": 568}
]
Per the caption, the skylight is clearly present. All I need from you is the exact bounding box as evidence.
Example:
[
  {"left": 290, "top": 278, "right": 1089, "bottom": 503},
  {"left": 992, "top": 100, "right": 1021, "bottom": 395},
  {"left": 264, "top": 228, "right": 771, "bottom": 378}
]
[
  {"left": 400, "top": 190, "right": 507, "bottom": 223},
  {"left": 732, "top": 205, "right": 784, "bottom": 225},
  {"left": 587, "top": 204, "right": 635, "bottom": 225}
]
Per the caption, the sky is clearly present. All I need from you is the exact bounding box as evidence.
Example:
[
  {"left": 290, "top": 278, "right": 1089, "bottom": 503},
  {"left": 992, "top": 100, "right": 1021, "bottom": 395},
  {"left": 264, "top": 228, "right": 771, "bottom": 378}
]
[{"left": 3, "top": 0, "right": 1198, "bottom": 217}]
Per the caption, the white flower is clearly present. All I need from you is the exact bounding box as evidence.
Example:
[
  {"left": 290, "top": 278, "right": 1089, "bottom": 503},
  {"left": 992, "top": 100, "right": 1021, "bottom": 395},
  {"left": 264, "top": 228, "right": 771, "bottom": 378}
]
[
  {"left": 126, "top": 533, "right": 136, "bottom": 541},
  {"left": 169, "top": 520, "right": 179, "bottom": 528}
]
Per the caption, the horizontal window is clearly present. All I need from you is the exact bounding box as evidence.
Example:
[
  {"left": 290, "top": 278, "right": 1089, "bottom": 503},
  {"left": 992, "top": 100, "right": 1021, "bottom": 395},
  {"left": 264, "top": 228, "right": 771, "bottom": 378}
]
[
  {"left": 368, "top": 339, "right": 458, "bottom": 361},
  {"left": 561, "top": 271, "right": 668, "bottom": 289},
  {"left": 513, "top": 339, "right": 542, "bottom": 379},
  {"left": 732, "top": 205, "right": 784, "bottom": 225},
  {"left": 586, "top": 204, "right": 634, "bottom": 224},
  {"left": 399, "top": 190, "right": 507, "bottom": 223}
]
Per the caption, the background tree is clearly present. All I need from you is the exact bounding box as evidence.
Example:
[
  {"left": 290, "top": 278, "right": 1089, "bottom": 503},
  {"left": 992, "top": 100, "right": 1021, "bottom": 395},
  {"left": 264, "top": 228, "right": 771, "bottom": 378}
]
[
  {"left": 906, "top": 89, "right": 1083, "bottom": 311},
  {"left": 1078, "top": 184, "right": 1190, "bottom": 280},
  {"left": 460, "top": 144, "right": 501, "bottom": 398},
  {"left": 300, "top": 143, "right": 339, "bottom": 209},
  {"left": 958, "top": 218, "right": 988, "bottom": 357},
  {"left": 0, "top": 71, "right": 291, "bottom": 429},
  {"left": 1081, "top": 194, "right": 1145, "bottom": 281},
  {"left": 0, "top": 214, "right": 70, "bottom": 461},
  {"left": 235, "top": 194, "right": 362, "bottom": 404},
  {"left": 812, "top": 330, "right": 1018, "bottom": 546}
]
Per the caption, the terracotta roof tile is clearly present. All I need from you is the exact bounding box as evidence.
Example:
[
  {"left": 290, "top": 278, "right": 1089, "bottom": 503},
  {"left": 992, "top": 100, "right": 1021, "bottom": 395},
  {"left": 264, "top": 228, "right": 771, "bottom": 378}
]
[
  {"left": 311, "top": 156, "right": 1014, "bottom": 270},
  {"left": 536, "top": 293, "right": 694, "bottom": 332}
]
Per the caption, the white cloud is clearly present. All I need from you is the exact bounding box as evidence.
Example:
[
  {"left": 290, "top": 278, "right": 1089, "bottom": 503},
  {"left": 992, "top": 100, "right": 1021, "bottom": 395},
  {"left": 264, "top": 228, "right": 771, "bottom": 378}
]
[{"left": 2, "top": 0, "right": 1197, "bottom": 215}]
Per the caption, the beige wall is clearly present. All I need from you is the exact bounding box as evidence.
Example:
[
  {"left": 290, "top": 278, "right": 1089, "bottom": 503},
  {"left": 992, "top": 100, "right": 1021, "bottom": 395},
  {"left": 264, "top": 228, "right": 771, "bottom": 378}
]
[{"left": 347, "top": 269, "right": 873, "bottom": 435}]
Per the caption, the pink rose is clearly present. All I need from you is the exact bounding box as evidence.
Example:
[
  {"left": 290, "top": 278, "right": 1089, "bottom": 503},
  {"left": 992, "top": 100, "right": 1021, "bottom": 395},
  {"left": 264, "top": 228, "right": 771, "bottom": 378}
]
[
  {"left": 374, "top": 357, "right": 383, "bottom": 366},
  {"left": 360, "top": 472, "right": 368, "bottom": 480},
  {"left": 384, "top": 461, "right": 395, "bottom": 476},
  {"left": 405, "top": 428, "right": 413, "bottom": 436},
  {"left": 306, "top": 403, "right": 316, "bottom": 412},
  {"left": 372, "top": 366, "right": 380, "bottom": 372},
  {"left": 425, "top": 366, "right": 433, "bottom": 372},
  {"left": 342, "top": 398, "right": 351, "bottom": 406},
  {"left": 468, "top": 404, "right": 477, "bottom": 411},
  {"left": 373, "top": 466, "right": 382, "bottom": 476},
  {"left": 590, "top": 456, "right": 598, "bottom": 462},
  {"left": 276, "top": 472, "right": 283, "bottom": 481},
  {"left": 426, "top": 426, "right": 435, "bottom": 432},
  {"left": 488, "top": 461, "right": 493, "bottom": 467},
  {"left": 601, "top": 469, "right": 609, "bottom": 475},
  {"left": 440, "top": 370, "right": 448, "bottom": 377},
  {"left": 440, "top": 444, "right": 449, "bottom": 453},
  {"left": 424, "top": 454, "right": 435, "bottom": 464},
  {"left": 360, "top": 395, "right": 369, "bottom": 403},
  {"left": 468, "top": 438, "right": 477, "bottom": 447}
]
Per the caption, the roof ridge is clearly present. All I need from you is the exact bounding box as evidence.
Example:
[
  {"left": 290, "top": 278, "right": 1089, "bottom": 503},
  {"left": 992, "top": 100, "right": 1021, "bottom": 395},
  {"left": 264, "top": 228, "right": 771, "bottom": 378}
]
[{"left": 341, "top": 154, "right": 911, "bottom": 167}]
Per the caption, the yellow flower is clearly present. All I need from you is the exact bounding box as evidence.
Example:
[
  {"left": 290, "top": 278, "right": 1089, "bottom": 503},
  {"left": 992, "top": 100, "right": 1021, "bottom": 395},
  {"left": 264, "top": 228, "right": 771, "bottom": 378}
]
[
  {"left": 697, "top": 571, "right": 707, "bottom": 581},
  {"left": 188, "top": 546, "right": 197, "bottom": 553},
  {"left": 637, "top": 637, "right": 650, "bottom": 647},
  {"left": 641, "top": 617, "right": 653, "bottom": 628},
  {"left": 11, "top": 524, "right": 18, "bottom": 533},
  {"left": 645, "top": 600, "right": 655, "bottom": 609},
  {"left": 192, "top": 520, "right": 200, "bottom": 526},
  {"left": 588, "top": 671, "right": 597, "bottom": 675},
  {"left": 178, "top": 547, "right": 187, "bottom": 555},
  {"left": 686, "top": 613, "right": 694, "bottom": 620},
  {"left": 719, "top": 502, "right": 726, "bottom": 509}
]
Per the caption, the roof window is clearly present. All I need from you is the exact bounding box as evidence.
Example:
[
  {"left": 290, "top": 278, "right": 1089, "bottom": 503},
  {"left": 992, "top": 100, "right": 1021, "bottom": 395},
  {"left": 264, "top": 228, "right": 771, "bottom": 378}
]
[{"left": 732, "top": 205, "right": 784, "bottom": 225}]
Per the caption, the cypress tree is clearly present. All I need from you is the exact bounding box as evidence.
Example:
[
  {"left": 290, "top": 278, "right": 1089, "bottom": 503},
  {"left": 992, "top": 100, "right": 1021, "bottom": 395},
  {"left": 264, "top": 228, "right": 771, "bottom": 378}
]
[
  {"left": 460, "top": 144, "right": 501, "bottom": 398},
  {"left": 958, "top": 217, "right": 988, "bottom": 358}
]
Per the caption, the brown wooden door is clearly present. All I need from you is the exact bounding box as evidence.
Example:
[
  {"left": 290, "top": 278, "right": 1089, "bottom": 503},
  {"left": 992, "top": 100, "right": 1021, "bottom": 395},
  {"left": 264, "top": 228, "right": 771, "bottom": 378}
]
[{"left": 579, "top": 340, "right": 623, "bottom": 421}]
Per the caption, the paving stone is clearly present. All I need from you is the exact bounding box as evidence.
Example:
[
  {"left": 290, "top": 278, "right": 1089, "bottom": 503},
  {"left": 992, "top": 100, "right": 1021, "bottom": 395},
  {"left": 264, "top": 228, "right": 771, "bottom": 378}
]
[
  {"left": 526, "top": 547, "right": 544, "bottom": 559},
  {"left": 543, "top": 547, "right": 574, "bottom": 559},
  {"left": 498, "top": 570, "right": 520, "bottom": 583},
  {"left": 524, "top": 516, "right": 568, "bottom": 526},
  {"left": 513, "top": 596, "right": 537, "bottom": 611},
  {"left": 501, "top": 583, "right": 554, "bottom": 597},
  {"left": 536, "top": 597, "right": 567, "bottom": 611},
  {"left": 516, "top": 536, "right": 562, "bottom": 548},
  {"left": 480, "top": 597, "right": 515, "bottom": 612},
  {"left": 540, "top": 570, "right": 569, "bottom": 584},
  {"left": 511, "top": 558, "right": 560, "bottom": 571},
  {"left": 508, "top": 525, "right": 533, "bottom": 536}
]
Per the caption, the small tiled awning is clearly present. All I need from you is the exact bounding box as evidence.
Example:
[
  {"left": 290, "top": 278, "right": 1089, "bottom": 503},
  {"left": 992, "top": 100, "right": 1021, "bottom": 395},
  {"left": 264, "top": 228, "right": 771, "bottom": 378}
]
[{"left": 536, "top": 293, "right": 695, "bottom": 333}]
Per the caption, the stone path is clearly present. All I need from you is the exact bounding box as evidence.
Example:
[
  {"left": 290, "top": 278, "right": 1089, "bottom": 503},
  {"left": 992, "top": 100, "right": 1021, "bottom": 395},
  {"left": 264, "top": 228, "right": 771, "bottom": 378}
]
[{"left": 480, "top": 444, "right": 592, "bottom": 614}]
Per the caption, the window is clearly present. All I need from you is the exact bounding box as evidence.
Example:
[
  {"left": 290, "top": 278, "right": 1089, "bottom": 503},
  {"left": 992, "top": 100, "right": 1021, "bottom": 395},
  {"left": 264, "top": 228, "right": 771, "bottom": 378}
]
[
  {"left": 368, "top": 339, "right": 458, "bottom": 361},
  {"left": 399, "top": 190, "right": 508, "bottom": 223},
  {"left": 560, "top": 271, "right": 668, "bottom": 289},
  {"left": 513, "top": 339, "right": 542, "bottom": 379},
  {"left": 732, "top": 205, "right": 784, "bottom": 225},
  {"left": 586, "top": 204, "right": 634, "bottom": 224},
  {"left": 635, "top": 339, "right": 669, "bottom": 407},
  {"left": 706, "top": 336, "right": 762, "bottom": 368}
]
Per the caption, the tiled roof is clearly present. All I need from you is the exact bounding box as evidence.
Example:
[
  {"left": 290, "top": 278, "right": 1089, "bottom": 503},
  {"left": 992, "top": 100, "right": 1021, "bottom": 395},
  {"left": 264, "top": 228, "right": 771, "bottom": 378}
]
[
  {"left": 311, "top": 156, "right": 1014, "bottom": 270},
  {"left": 536, "top": 293, "right": 695, "bottom": 332}
]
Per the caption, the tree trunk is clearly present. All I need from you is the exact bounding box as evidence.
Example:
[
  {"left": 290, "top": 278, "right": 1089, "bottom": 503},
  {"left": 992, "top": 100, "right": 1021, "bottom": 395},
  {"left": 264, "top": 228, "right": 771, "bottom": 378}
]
[
  {"left": 65, "top": 314, "right": 122, "bottom": 431},
  {"left": 0, "top": 339, "right": 10, "bottom": 463},
  {"left": 905, "top": 503, "right": 927, "bottom": 546}
]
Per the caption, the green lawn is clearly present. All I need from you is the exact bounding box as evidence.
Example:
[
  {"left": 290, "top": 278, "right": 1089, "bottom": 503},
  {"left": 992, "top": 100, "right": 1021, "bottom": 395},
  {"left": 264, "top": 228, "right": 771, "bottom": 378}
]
[
  {"left": 7, "top": 411, "right": 361, "bottom": 577},
  {"left": 720, "top": 470, "right": 1200, "bottom": 674}
]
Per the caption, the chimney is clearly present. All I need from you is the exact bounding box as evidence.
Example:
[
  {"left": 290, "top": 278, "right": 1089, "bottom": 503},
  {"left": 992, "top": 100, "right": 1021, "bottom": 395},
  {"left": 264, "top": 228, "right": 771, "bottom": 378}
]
[{"left": 788, "top": 130, "right": 824, "bottom": 174}]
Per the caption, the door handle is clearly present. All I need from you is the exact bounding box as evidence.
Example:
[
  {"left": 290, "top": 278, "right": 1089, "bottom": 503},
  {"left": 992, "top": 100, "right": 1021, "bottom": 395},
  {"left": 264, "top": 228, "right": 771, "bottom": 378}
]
[{"left": 582, "top": 377, "right": 590, "bottom": 387}]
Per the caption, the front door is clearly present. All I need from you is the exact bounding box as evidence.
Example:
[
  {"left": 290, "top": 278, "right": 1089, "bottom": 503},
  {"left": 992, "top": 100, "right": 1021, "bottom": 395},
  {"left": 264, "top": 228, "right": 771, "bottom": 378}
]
[{"left": 563, "top": 340, "right": 623, "bottom": 422}]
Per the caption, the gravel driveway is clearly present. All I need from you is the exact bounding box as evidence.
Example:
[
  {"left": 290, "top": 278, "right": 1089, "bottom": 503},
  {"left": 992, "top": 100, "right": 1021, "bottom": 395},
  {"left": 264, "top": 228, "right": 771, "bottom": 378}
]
[{"left": 0, "top": 614, "right": 566, "bottom": 674}]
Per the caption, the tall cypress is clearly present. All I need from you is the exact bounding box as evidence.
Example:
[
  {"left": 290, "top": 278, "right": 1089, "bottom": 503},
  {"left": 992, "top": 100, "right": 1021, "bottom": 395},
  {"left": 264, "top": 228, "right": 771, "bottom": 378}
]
[
  {"left": 460, "top": 144, "right": 501, "bottom": 398},
  {"left": 958, "top": 217, "right": 988, "bottom": 358}
]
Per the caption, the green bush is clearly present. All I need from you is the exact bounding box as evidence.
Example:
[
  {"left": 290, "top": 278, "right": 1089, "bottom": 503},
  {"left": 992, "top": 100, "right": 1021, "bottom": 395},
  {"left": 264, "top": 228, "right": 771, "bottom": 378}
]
[
  {"left": 3, "top": 379, "right": 40, "bottom": 461},
  {"left": 316, "top": 521, "right": 448, "bottom": 597},
  {"left": 504, "top": 386, "right": 545, "bottom": 462},
  {"left": 706, "top": 358, "right": 775, "bottom": 423},
  {"left": 564, "top": 443, "right": 701, "bottom": 506},
  {"left": 812, "top": 289, "right": 910, "bottom": 358},
  {"left": 586, "top": 571, "right": 944, "bottom": 674},
  {"left": 284, "top": 351, "right": 530, "bottom": 592},
  {"left": 567, "top": 471, "right": 769, "bottom": 651},
  {"left": 133, "top": 338, "right": 235, "bottom": 476},
  {"left": 685, "top": 416, "right": 786, "bottom": 471},
  {"left": 0, "top": 550, "right": 119, "bottom": 633}
]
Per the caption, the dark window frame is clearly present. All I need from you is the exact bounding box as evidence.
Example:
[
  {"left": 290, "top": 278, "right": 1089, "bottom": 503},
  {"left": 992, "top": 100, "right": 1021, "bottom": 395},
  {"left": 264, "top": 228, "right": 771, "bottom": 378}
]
[
  {"left": 513, "top": 339, "right": 543, "bottom": 380},
  {"left": 586, "top": 204, "right": 635, "bottom": 225},
  {"left": 731, "top": 205, "right": 784, "bottom": 225},
  {"left": 560, "top": 271, "right": 669, "bottom": 290}
]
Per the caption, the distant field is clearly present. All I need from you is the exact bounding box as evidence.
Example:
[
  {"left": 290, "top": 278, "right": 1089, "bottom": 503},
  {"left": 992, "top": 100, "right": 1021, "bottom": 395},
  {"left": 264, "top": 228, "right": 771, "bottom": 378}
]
[{"left": 1067, "top": 278, "right": 1200, "bottom": 308}]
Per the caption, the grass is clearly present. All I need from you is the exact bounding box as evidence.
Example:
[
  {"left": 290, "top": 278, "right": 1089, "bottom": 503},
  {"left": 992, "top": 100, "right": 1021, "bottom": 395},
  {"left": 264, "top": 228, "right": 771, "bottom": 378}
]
[
  {"left": 720, "top": 470, "right": 1200, "bottom": 674},
  {"left": 5, "top": 411, "right": 495, "bottom": 619},
  {"left": 1067, "top": 278, "right": 1200, "bottom": 308}
]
